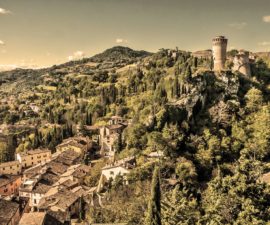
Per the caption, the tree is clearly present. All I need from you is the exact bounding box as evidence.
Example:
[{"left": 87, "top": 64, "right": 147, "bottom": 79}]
[
  {"left": 0, "top": 142, "right": 8, "bottom": 163},
  {"left": 185, "top": 65, "right": 192, "bottom": 81},
  {"left": 245, "top": 88, "right": 263, "bottom": 113},
  {"left": 162, "top": 185, "right": 200, "bottom": 225},
  {"left": 145, "top": 166, "right": 162, "bottom": 225},
  {"left": 175, "top": 157, "right": 197, "bottom": 187}
]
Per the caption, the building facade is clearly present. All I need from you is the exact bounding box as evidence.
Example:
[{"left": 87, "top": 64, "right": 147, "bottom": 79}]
[
  {"left": 16, "top": 149, "right": 51, "bottom": 169},
  {"left": 0, "top": 175, "right": 22, "bottom": 196},
  {"left": 0, "top": 161, "right": 22, "bottom": 175}
]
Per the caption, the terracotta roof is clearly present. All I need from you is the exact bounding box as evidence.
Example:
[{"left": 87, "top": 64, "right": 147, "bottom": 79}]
[
  {"left": 54, "top": 149, "right": 81, "bottom": 166},
  {"left": 46, "top": 161, "right": 69, "bottom": 175},
  {"left": 19, "top": 149, "right": 51, "bottom": 157},
  {"left": 0, "top": 175, "right": 21, "bottom": 188},
  {"left": 105, "top": 124, "right": 125, "bottom": 130},
  {"left": 110, "top": 115, "right": 123, "bottom": 119},
  {"left": 38, "top": 188, "right": 80, "bottom": 212},
  {"left": 84, "top": 125, "right": 100, "bottom": 131},
  {"left": 19, "top": 212, "right": 46, "bottom": 225},
  {"left": 32, "top": 183, "right": 51, "bottom": 194},
  {"left": 0, "top": 160, "right": 20, "bottom": 168},
  {"left": 0, "top": 199, "right": 19, "bottom": 223},
  {"left": 39, "top": 171, "right": 59, "bottom": 186},
  {"left": 56, "top": 140, "right": 85, "bottom": 150}
]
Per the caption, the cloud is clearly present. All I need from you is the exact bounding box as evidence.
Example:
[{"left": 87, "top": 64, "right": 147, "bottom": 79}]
[
  {"left": 0, "top": 8, "right": 11, "bottom": 15},
  {"left": 228, "top": 22, "right": 247, "bottom": 29},
  {"left": 0, "top": 63, "right": 42, "bottom": 72},
  {"left": 0, "top": 40, "right": 5, "bottom": 45},
  {"left": 68, "top": 50, "right": 85, "bottom": 61},
  {"left": 263, "top": 15, "right": 270, "bottom": 23},
  {"left": 116, "top": 38, "right": 128, "bottom": 44},
  {"left": 258, "top": 41, "right": 270, "bottom": 46}
]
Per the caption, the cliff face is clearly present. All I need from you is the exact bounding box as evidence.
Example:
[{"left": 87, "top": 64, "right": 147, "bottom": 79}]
[{"left": 168, "top": 71, "right": 240, "bottom": 131}]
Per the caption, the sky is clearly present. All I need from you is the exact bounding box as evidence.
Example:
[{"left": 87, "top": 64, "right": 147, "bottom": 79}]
[{"left": 0, "top": 0, "right": 270, "bottom": 69}]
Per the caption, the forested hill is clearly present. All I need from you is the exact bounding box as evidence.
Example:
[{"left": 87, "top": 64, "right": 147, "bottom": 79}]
[
  {"left": 0, "top": 46, "right": 150, "bottom": 93},
  {"left": 0, "top": 46, "right": 270, "bottom": 224}
]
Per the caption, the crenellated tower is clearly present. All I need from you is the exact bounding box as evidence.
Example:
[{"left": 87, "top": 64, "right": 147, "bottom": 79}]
[{"left": 212, "top": 36, "right": 228, "bottom": 71}]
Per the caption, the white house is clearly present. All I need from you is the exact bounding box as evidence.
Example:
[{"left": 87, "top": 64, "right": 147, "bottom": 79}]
[{"left": 101, "top": 165, "right": 130, "bottom": 181}]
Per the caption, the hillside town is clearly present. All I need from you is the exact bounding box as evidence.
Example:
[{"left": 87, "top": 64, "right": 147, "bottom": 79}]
[
  {"left": 0, "top": 115, "right": 135, "bottom": 225},
  {"left": 0, "top": 34, "right": 269, "bottom": 225}
]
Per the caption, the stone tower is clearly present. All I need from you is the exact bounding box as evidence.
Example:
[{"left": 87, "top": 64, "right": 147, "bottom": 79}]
[
  {"left": 232, "top": 50, "right": 251, "bottom": 76},
  {"left": 212, "top": 36, "right": 228, "bottom": 71}
]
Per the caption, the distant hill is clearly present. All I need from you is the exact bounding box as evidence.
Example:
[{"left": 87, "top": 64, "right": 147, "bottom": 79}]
[
  {"left": 192, "top": 49, "right": 212, "bottom": 58},
  {"left": 91, "top": 46, "right": 151, "bottom": 62},
  {"left": 0, "top": 46, "right": 151, "bottom": 88}
]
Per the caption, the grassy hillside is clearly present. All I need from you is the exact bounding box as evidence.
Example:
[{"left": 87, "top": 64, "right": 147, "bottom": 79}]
[{"left": 0, "top": 46, "right": 270, "bottom": 224}]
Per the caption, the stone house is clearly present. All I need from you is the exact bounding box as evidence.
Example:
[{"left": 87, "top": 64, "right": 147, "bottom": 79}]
[
  {"left": 19, "top": 211, "right": 62, "bottom": 225},
  {"left": 0, "top": 161, "right": 22, "bottom": 175},
  {"left": 16, "top": 149, "right": 51, "bottom": 169},
  {"left": 56, "top": 136, "right": 92, "bottom": 155},
  {"left": 108, "top": 116, "right": 127, "bottom": 125},
  {"left": 0, "top": 199, "right": 21, "bottom": 225},
  {"left": 99, "top": 124, "right": 126, "bottom": 155},
  {"left": 0, "top": 175, "right": 22, "bottom": 197},
  {"left": 101, "top": 156, "right": 136, "bottom": 182},
  {"left": 101, "top": 165, "right": 130, "bottom": 182},
  {"left": 38, "top": 188, "right": 82, "bottom": 221}
]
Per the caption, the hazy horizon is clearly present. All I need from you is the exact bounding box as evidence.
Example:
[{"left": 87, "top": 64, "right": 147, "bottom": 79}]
[{"left": 0, "top": 0, "right": 270, "bottom": 70}]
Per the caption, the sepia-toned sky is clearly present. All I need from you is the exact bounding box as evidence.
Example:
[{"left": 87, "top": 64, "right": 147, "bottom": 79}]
[{"left": 0, "top": 0, "right": 270, "bottom": 69}]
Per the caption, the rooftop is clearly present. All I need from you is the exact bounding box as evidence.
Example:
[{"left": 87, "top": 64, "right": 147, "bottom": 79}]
[
  {"left": 19, "top": 212, "right": 46, "bottom": 225},
  {"left": 0, "top": 199, "right": 20, "bottom": 223},
  {"left": 0, "top": 175, "right": 21, "bottom": 188},
  {"left": 38, "top": 188, "right": 80, "bottom": 212},
  {"left": 0, "top": 160, "right": 20, "bottom": 168},
  {"left": 105, "top": 124, "right": 125, "bottom": 130},
  {"left": 46, "top": 161, "right": 69, "bottom": 175},
  {"left": 54, "top": 149, "right": 81, "bottom": 166},
  {"left": 18, "top": 149, "right": 51, "bottom": 157},
  {"left": 32, "top": 183, "right": 51, "bottom": 194}
]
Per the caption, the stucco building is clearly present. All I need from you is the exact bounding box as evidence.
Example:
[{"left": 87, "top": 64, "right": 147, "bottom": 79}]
[
  {"left": 56, "top": 136, "right": 91, "bottom": 155},
  {"left": 0, "top": 175, "right": 22, "bottom": 196},
  {"left": 16, "top": 149, "right": 51, "bottom": 169},
  {"left": 0, "top": 161, "right": 22, "bottom": 175}
]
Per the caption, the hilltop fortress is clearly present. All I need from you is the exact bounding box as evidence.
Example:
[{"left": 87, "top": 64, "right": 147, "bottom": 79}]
[{"left": 212, "top": 35, "right": 251, "bottom": 76}]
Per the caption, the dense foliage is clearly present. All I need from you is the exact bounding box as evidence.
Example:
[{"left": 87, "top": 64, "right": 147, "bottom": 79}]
[{"left": 0, "top": 46, "right": 270, "bottom": 224}]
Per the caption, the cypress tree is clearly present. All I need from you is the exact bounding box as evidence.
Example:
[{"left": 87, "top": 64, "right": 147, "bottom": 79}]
[
  {"left": 185, "top": 65, "right": 192, "bottom": 81},
  {"left": 146, "top": 166, "right": 162, "bottom": 225}
]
